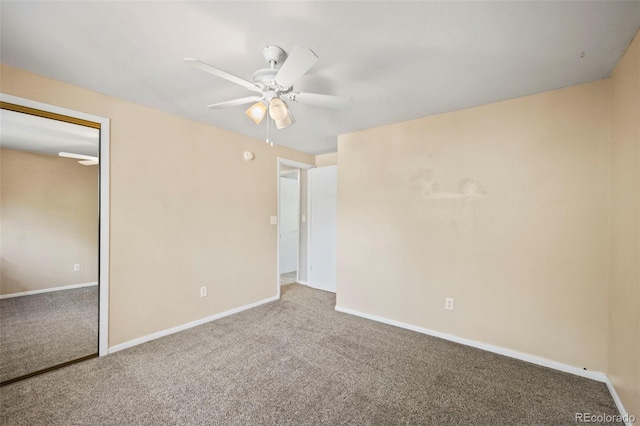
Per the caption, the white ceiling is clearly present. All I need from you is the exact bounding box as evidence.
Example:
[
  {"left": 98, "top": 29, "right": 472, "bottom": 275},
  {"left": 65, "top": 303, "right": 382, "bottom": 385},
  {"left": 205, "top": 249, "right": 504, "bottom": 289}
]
[
  {"left": 1, "top": 1, "right": 639, "bottom": 155},
  {"left": 0, "top": 109, "right": 99, "bottom": 157}
]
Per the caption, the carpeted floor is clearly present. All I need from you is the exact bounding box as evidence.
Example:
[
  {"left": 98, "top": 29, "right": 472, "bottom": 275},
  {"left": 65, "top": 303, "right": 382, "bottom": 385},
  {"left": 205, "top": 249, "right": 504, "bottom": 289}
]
[
  {"left": 280, "top": 271, "right": 297, "bottom": 285},
  {"left": 0, "top": 284, "right": 621, "bottom": 425},
  {"left": 0, "top": 286, "right": 99, "bottom": 383}
]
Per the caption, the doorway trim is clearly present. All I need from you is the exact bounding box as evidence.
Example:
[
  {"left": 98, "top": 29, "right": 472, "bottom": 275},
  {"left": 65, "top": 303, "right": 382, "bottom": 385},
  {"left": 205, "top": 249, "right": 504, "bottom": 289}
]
[
  {"left": 279, "top": 168, "right": 301, "bottom": 280},
  {"left": 1, "top": 93, "right": 110, "bottom": 357},
  {"left": 276, "top": 157, "right": 314, "bottom": 299}
]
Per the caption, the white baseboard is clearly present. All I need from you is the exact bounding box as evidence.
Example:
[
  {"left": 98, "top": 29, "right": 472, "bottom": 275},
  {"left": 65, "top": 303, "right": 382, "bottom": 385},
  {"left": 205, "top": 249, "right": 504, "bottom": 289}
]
[
  {"left": 605, "top": 377, "right": 634, "bottom": 426},
  {"left": 334, "top": 305, "right": 607, "bottom": 383},
  {"left": 109, "top": 295, "right": 279, "bottom": 354},
  {"left": 0, "top": 281, "right": 98, "bottom": 299},
  {"left": 297, "top": 280, "right": 309, "bottom": 285}
]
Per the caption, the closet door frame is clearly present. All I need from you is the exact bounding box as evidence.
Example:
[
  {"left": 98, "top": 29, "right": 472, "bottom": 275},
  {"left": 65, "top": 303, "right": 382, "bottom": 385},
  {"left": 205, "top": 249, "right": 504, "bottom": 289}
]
[{"left": 0, "top": 94, "right": 110, "bottom": 385}]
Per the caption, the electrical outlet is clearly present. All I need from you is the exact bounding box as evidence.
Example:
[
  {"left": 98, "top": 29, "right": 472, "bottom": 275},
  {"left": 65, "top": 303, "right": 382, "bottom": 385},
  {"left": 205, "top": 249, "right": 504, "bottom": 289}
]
[
  {"left": 73, "top": 264, "right": 81, "bottom": 272},
  {"left": 445, "top": 297, "right": 454, "bottom": 311},
  {"left": 200, "top": 286, "right": 207, "bottom": 298}
]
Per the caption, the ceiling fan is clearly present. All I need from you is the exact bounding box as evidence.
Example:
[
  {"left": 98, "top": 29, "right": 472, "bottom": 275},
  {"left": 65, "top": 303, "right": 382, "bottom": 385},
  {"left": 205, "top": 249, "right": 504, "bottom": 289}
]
[
  {"left": 58, "top": 152, "right": 99, "bottom": 166},
  {"left": 184, "top": 45, "right": 352, "bottom": 133}
]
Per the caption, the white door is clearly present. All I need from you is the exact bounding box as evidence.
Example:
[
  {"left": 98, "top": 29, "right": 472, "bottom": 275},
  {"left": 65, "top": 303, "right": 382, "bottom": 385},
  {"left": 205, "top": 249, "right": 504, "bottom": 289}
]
[
  {"left": 279, "top": 176, "right": 299, "bottom": 274},
  {"left": 308, "top": 165, "right": 337, "bottom": 293}
]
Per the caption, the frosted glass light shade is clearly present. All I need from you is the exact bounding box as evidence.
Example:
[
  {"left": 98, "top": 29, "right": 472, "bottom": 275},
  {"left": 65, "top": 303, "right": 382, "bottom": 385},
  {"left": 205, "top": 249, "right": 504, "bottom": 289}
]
[
  {"left": 245, "top": 102, "right": 267, "bottom": 124},
  {"left": 275, "top": 111, "right": 295, "bottom": 129},
  {"left": 268, "top": 98, "right": 288, "bottom": 121}
]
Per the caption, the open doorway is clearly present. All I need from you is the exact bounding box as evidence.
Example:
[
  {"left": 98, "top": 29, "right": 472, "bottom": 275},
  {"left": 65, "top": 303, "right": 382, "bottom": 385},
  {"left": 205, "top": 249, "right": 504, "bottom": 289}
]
[
  {"left": 277, "top": 158, "right": 313, "bottom": 297},
  {"left": 279, "top": 167, "right": 300, "bottom": 285}
]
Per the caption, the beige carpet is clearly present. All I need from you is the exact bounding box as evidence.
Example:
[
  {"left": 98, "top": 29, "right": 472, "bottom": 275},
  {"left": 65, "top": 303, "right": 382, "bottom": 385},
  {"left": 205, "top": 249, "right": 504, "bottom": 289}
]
[
  {"left": 0, "top": 284, "right": 621, "bottom": 425},
  {"left": 0, "top": 286, "right": 98, "bottom": 383},
  {"left": 280, "top": 271, "right": 297, "bottom": 285}
]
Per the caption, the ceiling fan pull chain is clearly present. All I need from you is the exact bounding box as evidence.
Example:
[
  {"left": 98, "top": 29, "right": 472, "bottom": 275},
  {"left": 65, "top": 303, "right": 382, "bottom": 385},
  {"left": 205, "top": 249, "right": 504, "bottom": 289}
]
[
  {"left": 266, "top": 114, "right": 269, "bottom": 144},
  {"left": 269, "top": 117, "right": 274, "bottom": 147},
  {"left": 266, "top": 114, "right": 274, "bottom": 147}
]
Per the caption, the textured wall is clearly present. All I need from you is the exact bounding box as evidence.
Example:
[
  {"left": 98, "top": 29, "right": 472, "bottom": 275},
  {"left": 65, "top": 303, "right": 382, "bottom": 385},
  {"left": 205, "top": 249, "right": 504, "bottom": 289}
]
[
  {"left": 609, "top": 31, "right": 640, "bottom": 419},
  {"left": 337, "top": 80, "right": 610, "bottom": 372},
  {"left": 315, "top": 152, "right": 337, "bottom": 167}
]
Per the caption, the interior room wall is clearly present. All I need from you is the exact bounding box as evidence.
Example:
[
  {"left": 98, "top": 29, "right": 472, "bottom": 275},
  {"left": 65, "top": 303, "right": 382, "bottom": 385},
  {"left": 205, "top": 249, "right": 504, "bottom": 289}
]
[
  {"left": 336, "top": 79, "right": 610, "bottom": 372},
  {"left": 0, "top": 149, "right": 99, "bottom": 295},
  {"left": 0, "top": 64, "right": 314, "bottom": 347},
  {"left": 609, "top": 31, "right": 640, "bottom": 419},
  {"left": 315, "top": 152, "right": 337, "bottom": 167}
]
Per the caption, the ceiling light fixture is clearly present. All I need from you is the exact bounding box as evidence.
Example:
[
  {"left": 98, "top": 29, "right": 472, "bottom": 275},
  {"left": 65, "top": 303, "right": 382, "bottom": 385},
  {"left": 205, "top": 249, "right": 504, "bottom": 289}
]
[
  {"left": 268, "top": 98, "right": 288, "bottom": 121},
  {"left": 275, "top": 110, "right": 295, "bottom": 129},
  {"left": 245, "top": 102, "right": 267, "bottom": 125},
  {"left": 186, "top": 45, "right": 353, "bottom": 132},
  {"left": 268, "top": 97, "right": 295, "bottom": 129}
]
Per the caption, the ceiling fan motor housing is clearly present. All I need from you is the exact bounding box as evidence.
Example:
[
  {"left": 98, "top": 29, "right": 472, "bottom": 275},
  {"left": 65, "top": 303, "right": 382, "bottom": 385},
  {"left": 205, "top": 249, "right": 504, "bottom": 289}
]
[
  {"left": 252, "top": 45, "right": 293, "bottom": 94},
  {"left": 262, "top": 45, "right": 287, "bottom": 66},
  {"left": 252, "top": 68, "right": 292, "bottom": 94}
]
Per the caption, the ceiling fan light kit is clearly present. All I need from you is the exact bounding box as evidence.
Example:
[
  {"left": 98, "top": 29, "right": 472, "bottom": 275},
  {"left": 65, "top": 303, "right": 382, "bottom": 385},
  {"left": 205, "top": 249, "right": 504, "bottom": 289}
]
[
  {"left": 185, "top": 44, "right": 352, "bottom": 144},
  {"left": 245, "top": 102, "right": 267, "bottom": 124},
  {"left": 268, "top": 98, "right": 288, "bottom": 121},
  {"left": 275, "top": 112, "right": 294, "bottom": 130}
]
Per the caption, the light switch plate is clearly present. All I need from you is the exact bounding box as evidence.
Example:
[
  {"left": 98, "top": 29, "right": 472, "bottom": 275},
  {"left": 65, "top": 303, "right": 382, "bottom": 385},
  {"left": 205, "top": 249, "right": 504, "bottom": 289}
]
[{"left": 270, "top": 216, "right": 278, "bottom": 225}]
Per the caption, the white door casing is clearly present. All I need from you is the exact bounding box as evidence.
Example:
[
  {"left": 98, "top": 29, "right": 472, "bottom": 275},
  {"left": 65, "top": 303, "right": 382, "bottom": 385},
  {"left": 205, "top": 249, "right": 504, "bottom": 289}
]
[{"left": 276, "top": 157, "right": 313, "bottom": 299}]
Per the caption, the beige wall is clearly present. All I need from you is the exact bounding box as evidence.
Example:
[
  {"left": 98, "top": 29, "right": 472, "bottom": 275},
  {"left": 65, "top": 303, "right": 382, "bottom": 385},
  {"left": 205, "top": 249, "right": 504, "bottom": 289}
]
[
  {"left": 337, "top": 80, "right": 610, "bottom": 372},
  {"left": 0, "top": 149, "right": 99, "bottom": 294},
  {"left": 0, "top": 64, "right": 314, "bottom": 346},
  {"left": 609, "top": 31, "right": 640, "bottom": 419},
  {"left": 315, "top": 152, "right": 337, "bottom": 167}
]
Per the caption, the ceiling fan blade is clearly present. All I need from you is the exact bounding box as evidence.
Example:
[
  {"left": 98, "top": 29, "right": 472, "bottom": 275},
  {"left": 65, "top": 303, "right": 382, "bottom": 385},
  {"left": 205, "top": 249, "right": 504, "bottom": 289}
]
[
  {"left": 184, "top": 58, "right": 261, "bottom": 92},
  {"left": 78, "top": 160, "right": 99, "bottom": 166},
  {"left": 59, "top": 152, "right": 99, "bottom": 161},
  {"left": 275, "top": 46, "right": 318, "bottom": 88},
  {"left": 289, "top": 92, "right": 353, "bottom": 109},
  {"left": 207, "top": 96, "right": 264, "bottom": 109}
]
